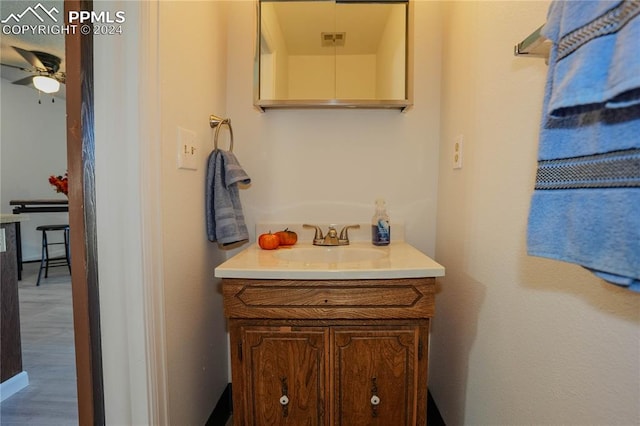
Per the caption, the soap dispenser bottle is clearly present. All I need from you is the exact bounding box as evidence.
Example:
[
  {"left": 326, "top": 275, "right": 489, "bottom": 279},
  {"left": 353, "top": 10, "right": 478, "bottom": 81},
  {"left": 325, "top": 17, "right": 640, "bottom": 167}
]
[{"left": 371, "top": 198, "right": 390, "bottom": 246}]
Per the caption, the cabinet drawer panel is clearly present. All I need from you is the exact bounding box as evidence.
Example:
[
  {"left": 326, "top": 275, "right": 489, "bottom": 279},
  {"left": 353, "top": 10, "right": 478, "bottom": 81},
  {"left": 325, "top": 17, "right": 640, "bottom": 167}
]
[{"left": 223, "top": 278, "right": 435, "bottom": 319}]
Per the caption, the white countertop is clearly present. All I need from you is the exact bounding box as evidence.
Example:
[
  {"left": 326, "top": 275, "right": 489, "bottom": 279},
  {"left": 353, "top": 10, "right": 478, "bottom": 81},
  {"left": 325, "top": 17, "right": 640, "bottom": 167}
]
[
  {"left": 0, "top": 214, "right": 30, "bottom": 224},
  {"left": 214, "top": 241, "right": 445, "bottom": 280}
]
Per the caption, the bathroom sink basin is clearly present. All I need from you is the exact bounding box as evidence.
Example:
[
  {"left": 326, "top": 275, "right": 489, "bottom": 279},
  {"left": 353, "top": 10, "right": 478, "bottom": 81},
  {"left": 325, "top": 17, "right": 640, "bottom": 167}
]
[{"left": 274, "top": 246, "right": 388, "bottom": 264}]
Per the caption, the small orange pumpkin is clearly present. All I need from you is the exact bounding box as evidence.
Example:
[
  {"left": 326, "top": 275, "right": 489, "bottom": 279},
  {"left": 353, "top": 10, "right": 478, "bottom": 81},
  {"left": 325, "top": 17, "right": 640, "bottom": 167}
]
[
  {"left": 258, "top": 232, "right": 280, "bottom": 250},
  {"left": 275, "top": 228, "right": 298, "bottom": 246}
]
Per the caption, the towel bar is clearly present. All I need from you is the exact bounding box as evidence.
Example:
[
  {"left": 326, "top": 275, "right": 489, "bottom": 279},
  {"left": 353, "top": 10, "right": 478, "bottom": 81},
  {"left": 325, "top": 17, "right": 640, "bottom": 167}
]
[
  {"left": 514, "top": 24, "right": 551, "bottom": 60},
  {"left": 209, "top": 114, "right": 234, "bottom": 152}
]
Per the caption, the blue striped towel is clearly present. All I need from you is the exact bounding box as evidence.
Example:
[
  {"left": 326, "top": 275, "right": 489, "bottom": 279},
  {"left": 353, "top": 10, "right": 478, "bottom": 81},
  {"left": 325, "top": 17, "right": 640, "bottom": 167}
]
[{"left": 527, "top": 0, "right": 640, "bottom": 291}]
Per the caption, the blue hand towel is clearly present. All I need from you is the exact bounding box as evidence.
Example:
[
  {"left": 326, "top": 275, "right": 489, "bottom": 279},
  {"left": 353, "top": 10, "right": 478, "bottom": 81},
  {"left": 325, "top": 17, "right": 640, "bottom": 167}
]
[
  {"left": 206, "top": 149, "right": 251, "bottom": 245},
  {"left": 527, "top": 0, "right": 640, "bottom": 291}
]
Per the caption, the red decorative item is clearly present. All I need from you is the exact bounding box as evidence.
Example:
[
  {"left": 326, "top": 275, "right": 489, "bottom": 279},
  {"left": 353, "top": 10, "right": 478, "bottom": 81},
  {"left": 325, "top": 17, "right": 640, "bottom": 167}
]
[{"left": 49, "top": 171, "right": 68, "bottom": 196}]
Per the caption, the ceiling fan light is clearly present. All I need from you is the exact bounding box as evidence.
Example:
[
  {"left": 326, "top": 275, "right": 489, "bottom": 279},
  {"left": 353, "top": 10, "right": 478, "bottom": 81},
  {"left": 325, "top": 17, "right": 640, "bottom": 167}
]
[{"left": 33, "top": 76, "right": 60, "bottom": 94}]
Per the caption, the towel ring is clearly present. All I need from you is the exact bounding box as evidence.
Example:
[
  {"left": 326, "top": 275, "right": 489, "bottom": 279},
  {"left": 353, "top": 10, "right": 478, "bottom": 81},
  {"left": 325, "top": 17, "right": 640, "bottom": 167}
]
[{"left": 209, "top": 114, "right": 234, "bottom": 152}]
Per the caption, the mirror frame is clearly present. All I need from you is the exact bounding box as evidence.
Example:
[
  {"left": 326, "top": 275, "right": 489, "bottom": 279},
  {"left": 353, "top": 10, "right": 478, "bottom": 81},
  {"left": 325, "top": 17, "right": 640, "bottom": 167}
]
[{"left": 253, "top": 0, "right": 413, "bottom": 112}]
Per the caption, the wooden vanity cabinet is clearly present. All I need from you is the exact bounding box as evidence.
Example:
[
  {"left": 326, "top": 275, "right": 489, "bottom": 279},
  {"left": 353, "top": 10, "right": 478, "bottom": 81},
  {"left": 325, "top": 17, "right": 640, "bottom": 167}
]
[{"left": 223, "top": 278, "right": 435, "bottom": 426}]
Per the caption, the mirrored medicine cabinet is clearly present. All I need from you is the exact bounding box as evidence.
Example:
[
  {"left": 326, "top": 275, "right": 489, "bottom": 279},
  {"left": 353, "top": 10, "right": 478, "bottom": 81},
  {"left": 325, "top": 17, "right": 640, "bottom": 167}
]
[{"left": 255, "top": 0, "right": 413, "bottom": 111}]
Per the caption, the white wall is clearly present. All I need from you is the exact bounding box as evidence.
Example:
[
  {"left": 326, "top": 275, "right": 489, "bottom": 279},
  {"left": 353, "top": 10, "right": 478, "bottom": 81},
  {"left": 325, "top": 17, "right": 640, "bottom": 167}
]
[
  {"left": 432, "top": 1, "right": 640, "bottom": 424},
  {"left": 94, "top": 2, "right": 151, "bottom": 422},
  {"left": 92, "top": 1, "right": 440, "bottom": 423},
  {"left": 0, "top": 80, "right": 68, "bottom": 260},
  {"left": 158, "top": 1, "right": 230, "bottom": 424},
  {"left": 226, "top": 0, "right": 442, "bottom": 258},
  {"left": 94, "top": 1, "right": 230, "bottom": 424},
  {"left": 90, "top": 0, "right": 639, "bottom": 424}
]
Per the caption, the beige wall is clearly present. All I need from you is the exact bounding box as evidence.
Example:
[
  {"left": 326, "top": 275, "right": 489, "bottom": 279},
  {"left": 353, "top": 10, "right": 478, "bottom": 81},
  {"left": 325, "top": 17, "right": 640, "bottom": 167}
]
[
  {"left": 288, "top": 54, "right": 337, "bottom": 99},
  {"left": 96, "top": 1, "right": 230, "bottom": 424},
  {"left": 433, "top": 1, "right": 640, "bottom": 424},
  {"left": 92, "top": 1, "right": 640, "bottom": 424},
  {"left": 287, "top": 54, "right": 377, "bottom": 99},
  {"left": 225, "top": 0, "right": 443, "bottom": 258},
  {"left": 158, "top": 1, "right": 230, "bottom": 424},
  {"left": 376, "top": 3, "right": 406, "bottom": 99},
  {"left": 260, "top": 2, "right": 290, "bottom": 99}
]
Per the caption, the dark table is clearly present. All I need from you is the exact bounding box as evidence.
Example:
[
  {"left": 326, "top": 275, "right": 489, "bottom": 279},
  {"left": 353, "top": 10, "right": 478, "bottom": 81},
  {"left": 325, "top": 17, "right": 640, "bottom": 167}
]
[
  {"left": 10, "top": 199, "right": 69, "bottom": 280},
  {"left": 1, "top": 220, "right": 25, "bottom": 391}
]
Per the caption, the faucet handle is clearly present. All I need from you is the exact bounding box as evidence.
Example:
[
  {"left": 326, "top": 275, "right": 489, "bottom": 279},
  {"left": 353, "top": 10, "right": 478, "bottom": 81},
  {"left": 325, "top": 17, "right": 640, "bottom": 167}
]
[
  {"left": 303, "top": 224, "right": 324, "bottom": 243},
  {"left": 339, "top": 224, "right": 360, "bottom": 242},
  {"left": 324, "top": 226, "right": 339, "bottom": 245}
]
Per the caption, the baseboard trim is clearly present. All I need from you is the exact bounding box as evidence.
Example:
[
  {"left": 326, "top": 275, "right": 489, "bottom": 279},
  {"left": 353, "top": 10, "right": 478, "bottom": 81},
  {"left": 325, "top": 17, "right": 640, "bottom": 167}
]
[
  {"left": 0, "top": 371, "right": 29, "bottom": 402},
  {"left": 428, "top": 390, "right": 446, "bottom": 426},
  {"left": 205, "top": 383, "right": 232, "bottom": 426},
  {"left": 205, "top": 383, "right": 445, "bottom": 426}
]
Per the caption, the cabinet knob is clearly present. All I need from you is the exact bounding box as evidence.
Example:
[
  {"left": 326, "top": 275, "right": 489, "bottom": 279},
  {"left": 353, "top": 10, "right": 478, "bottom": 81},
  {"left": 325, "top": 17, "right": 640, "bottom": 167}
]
[
  {"left": 370, "top": 377, "right": 380, "bottom": 417},
  {"left": 279, "top": 376, "right": 290, "bottom": 417}
]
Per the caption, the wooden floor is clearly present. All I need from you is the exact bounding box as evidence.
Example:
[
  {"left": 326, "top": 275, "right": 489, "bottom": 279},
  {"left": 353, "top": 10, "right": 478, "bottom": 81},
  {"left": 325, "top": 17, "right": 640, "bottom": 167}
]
[{"left": 0, "top": 262, "right": 78, "bottom": 426}]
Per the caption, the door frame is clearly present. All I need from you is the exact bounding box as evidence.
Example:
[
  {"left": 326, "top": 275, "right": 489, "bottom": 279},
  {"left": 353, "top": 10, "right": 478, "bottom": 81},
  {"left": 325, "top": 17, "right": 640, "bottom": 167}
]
[
  {"left": 65, "top": 1, "right": 168, "bottom": 424},
  {"left": 64, "top": 1, "right": 105, "bottom": 424}
]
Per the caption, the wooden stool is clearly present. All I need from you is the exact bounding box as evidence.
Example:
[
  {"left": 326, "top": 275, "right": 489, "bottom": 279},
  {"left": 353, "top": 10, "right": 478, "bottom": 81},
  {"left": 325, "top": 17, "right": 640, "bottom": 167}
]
[{"left": 35, "top": 224, "right": 70, "bottom": 286}]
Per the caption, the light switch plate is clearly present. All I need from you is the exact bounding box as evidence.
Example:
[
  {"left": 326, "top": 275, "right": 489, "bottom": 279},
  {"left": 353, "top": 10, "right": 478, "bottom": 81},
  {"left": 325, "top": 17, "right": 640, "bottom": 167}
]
[
  {"left": 177, "top": 127, "right": 199, "bottom": 170},
  {"left": 453, "top": 135, "right": 463, "bottom": 169}
]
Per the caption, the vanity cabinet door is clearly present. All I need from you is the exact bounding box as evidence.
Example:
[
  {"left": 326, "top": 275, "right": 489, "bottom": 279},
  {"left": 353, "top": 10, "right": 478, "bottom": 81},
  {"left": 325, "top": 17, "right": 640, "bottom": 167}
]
[
  {"left": 241, "top": 326, "right": 329, "bottom": 426},
  {"left": 331, "top": 326, "right": 425, "bottom": 426}
]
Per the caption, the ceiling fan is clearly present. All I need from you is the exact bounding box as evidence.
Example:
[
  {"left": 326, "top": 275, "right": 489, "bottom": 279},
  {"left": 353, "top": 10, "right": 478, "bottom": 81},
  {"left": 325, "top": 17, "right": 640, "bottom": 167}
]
[{"left": 1, "top": 46, "right": 66, "bottom": 94}]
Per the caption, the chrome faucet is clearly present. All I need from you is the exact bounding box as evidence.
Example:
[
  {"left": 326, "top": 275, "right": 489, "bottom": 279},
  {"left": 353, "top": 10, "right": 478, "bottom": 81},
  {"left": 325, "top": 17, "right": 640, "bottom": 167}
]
[{"left": 303, "top": 224, "right": 360, "bottom": 246}]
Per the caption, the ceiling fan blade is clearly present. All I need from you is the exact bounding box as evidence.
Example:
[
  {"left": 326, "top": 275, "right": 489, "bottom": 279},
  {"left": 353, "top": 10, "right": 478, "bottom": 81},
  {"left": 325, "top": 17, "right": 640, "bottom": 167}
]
[
  {"left": 12, "top": 76, "right": 34, "bottom": 86},
  {"left": 12, "top": 46, "right": 46, "bottom": 71},
  {"left": 1, "top": 62, "right": 30, "bottom": 72}
]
